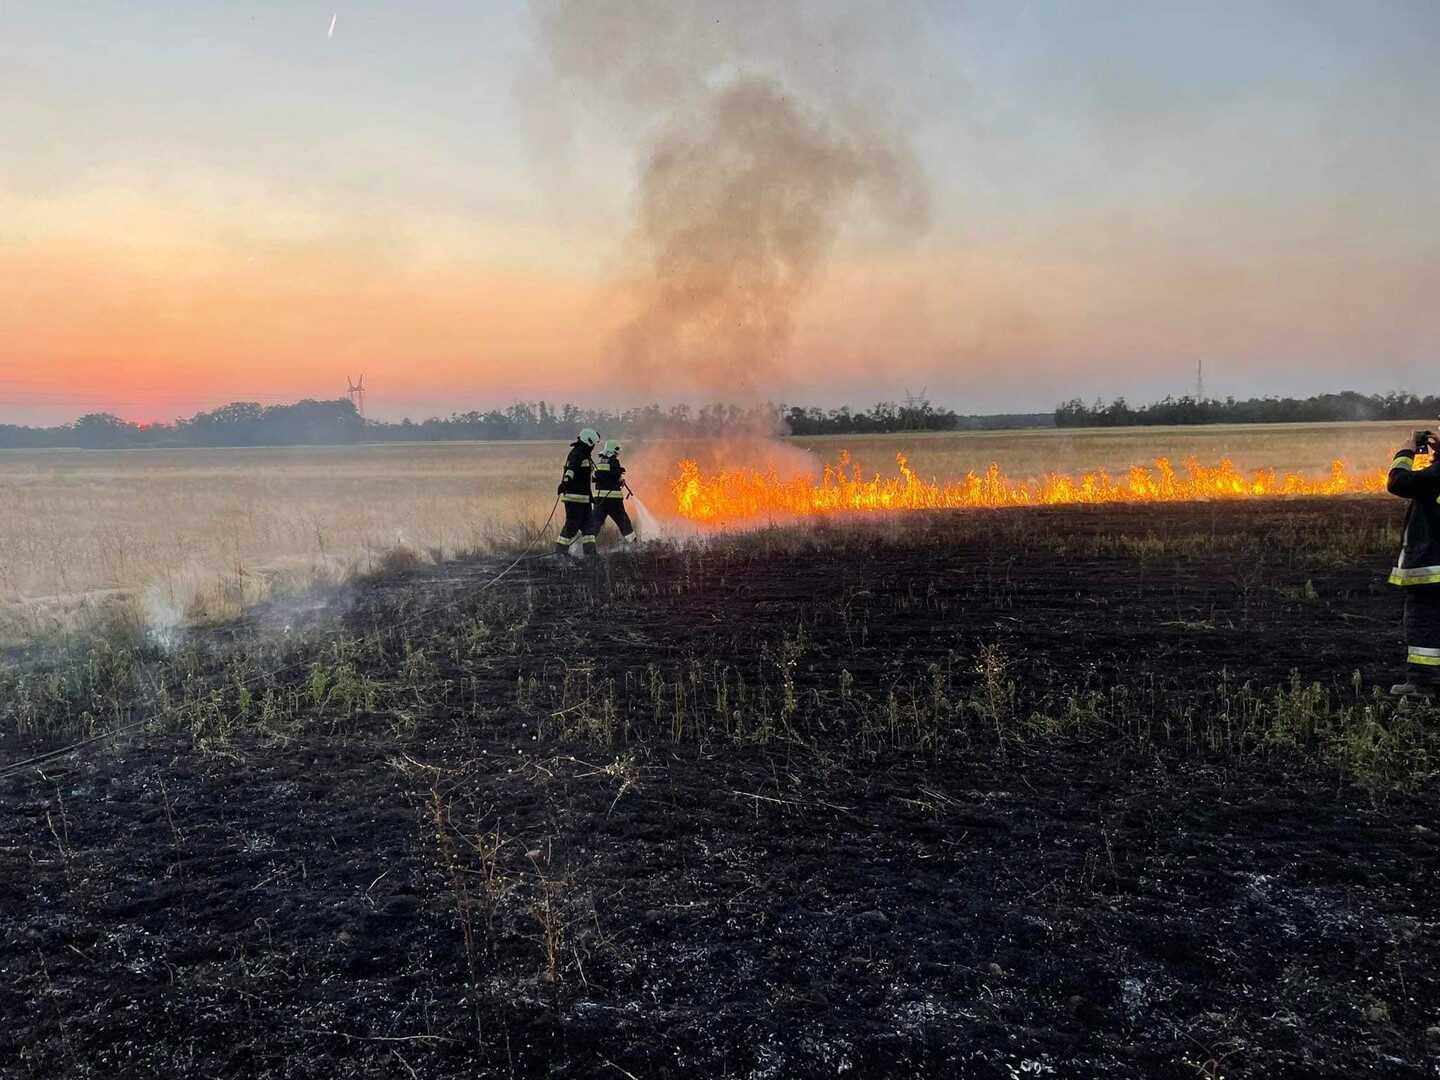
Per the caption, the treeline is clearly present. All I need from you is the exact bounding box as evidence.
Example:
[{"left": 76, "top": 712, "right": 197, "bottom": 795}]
[
  {"left": 366, "top": 402, "right": 780, "bottom": 442},
  {"left": 1055, "top": 392, "right": 1440, "bottom": 428},
  {"left": 364, "top": 399, "right": 1044, "bottom": 440},
  {"left": 3, "top": 390, "right": 1432, "bottom": 449},
  {"left": 0, "top": 397, "right": 1045, "bottom": 449},
  {"left": 0, "top": 400, "right": 366, "bottom": 450},
  {"left": 780, "top": 402, "right": 1050, "bottom": 434}
]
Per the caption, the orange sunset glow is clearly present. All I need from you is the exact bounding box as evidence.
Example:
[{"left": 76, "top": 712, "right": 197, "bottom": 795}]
[{"left": 4, "top": 2, "right": 1438, "bottom": 422}]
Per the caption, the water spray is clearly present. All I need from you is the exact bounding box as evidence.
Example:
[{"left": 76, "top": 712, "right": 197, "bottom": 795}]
[{"left": 623, "top": 481, "right": 700, "bottom": 545}]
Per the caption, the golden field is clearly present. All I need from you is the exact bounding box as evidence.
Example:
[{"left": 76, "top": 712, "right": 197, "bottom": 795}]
[
  {"left": 0, "top": 421, "right": 1415, "bottom": 642},
  {"left": 0, "top": 442, "right": 559, "bottom": 641},
  {"left": 783, "top": 421, "right": 1414, "bottom": 480}
]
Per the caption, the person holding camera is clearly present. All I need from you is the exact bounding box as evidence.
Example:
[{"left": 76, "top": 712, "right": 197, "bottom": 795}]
[{"left": 1386, "top": 428, "right": 1440, "bottom": 696}]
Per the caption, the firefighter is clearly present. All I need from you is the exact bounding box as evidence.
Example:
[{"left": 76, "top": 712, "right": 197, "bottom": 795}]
[
  {"left": 554, "top": 428, "right": 600, "bottom": 559},
  {"left": 1386, "top": 426, "right": 1440, "bottom": 696},
  {"left": 593, "top": 438, "right": 637, "bottom": 545}
]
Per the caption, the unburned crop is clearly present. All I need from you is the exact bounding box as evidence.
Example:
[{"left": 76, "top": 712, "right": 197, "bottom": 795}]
[
  {"left": 0, "top": 420, "right": 1410, "bottom": 646},
  {"left": 0, "top": 442, "right": 559, "bottom": 644}
]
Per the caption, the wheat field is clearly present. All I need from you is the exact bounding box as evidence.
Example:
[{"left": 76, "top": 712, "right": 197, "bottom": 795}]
[
  {"left": 0, "top": 421, "right": 1414, "bottom": 643},
  {"left": 785, "top": 421, "right": 1414, "bottom": 480},
  {"left": 0, "top": 442, "right": 559, "bottom": 642}
]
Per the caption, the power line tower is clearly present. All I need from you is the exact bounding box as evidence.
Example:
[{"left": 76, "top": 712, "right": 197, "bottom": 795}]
[
  {"left": 346, "top": 375, "right": 366, "bottom": 418},
  {"left": 901, "top": 386, "right": 928, "bottom": 431}
]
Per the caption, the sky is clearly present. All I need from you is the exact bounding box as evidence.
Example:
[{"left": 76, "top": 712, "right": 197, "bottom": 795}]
[{"left": 2, "top": 0, "right": 1438, "bottom": 423}]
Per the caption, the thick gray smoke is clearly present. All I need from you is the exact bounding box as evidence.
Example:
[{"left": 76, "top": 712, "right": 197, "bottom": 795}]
[
  {"left": 618, "top": 77, "right": 918, "bottom": 395},
  {"left": 524, "top": 0, "right": 930, "bottom": 402}
]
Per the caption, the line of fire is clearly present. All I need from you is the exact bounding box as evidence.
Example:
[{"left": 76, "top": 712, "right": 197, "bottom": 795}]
[{"left": 669, "top": 451, "right": 1392, "bottom": 526}]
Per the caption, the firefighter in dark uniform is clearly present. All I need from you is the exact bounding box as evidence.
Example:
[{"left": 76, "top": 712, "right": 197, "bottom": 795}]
[
  {"left": 554, "top": 428, "right": 600, "bottom": 559},
  {"left": 1386, "top": 427, "right": 1440, "bottom": 696},
  {"left": 593, "top": 439, "right": 637, "bottom": 545}
]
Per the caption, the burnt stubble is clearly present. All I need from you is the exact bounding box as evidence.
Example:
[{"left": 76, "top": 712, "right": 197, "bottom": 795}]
[{"left": 2, "top": 498, "right": 1437, "bottom": 1078}]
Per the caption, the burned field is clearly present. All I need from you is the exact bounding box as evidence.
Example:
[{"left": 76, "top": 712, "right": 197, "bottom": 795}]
[{"left": 2, "top": 497, "right": 1438, "bottom": 1078}]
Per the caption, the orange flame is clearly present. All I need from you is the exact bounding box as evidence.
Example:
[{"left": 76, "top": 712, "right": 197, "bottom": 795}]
[{"left": 671, "top": 451, "right": 1391, "bottom": 526}]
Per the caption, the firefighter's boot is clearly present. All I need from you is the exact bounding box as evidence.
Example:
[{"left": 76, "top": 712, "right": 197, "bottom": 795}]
[
  {"left": 1390, "top": 669, "right": 1438, "bottom": 698},
  {"left": 551, "top": 537, "right": 583, "bottom": 570}
]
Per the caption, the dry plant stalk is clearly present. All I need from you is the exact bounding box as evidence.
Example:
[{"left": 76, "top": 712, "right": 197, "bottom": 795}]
[
  {"left": 157, "top": 774, "right": 190, "bottom": 911},
  {"left": 974, "top": 643, "right": 1013, "bottom": 750},
  {"left": 526, "top": 846, "right": 570, "bottom": 994},
  {"left": 423, "top": 769, "right": 484, "bottom": 1048}
]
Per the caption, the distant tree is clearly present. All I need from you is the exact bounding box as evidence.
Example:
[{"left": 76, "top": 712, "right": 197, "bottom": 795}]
[
  {"left": 181, "top": 402, "right": 266, "bottom": 446},
  {"left": 71, "top": 413, "right": 143, "bottom": 449},
  {"left": 1054, "top": 390, "right": 1440, "bottom": 428}
]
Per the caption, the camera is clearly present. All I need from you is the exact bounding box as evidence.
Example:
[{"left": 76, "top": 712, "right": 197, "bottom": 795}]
[{"left": 1416, "top": 430, "right": 1435, "bottom": 452}]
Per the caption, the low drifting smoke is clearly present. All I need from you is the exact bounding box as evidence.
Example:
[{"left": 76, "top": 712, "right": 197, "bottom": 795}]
[{"left": 142, "top": 580, "right": 190, "bottom": 653}]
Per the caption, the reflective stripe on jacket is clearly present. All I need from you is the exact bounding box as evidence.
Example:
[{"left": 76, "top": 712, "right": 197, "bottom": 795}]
[
  {"left": 1387, "top": 446, "right": 1440, "bottom": 585},
  {"left": 558, "top": 441, "right": 594, "bottom": 503},
  {"left": 594, "top": 456, "right": 626, "bottom": 499}
]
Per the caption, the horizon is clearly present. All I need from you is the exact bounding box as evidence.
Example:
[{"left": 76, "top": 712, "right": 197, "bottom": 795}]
[
  {"left": 5, "top": 1, "right": 1438, "bottom": 424},
  {"left": 5, "top": 385, "right": 1438, "bottom": 434}
]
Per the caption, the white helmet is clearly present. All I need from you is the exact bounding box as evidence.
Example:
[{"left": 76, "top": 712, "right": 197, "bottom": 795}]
[
  {"left": 600, "top": 438, "right": 622, "bottom": 457},
  {"left": 577, "top": 428, "right": 600, "bottom": 447}
]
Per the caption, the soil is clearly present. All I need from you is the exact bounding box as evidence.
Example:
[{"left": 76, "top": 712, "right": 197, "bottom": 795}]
[{"left": 2, "top": 498, "right": 1438, "bottom": 1078}]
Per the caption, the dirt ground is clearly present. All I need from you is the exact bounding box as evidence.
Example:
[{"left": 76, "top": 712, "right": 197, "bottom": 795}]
[{"left": 2, "top": 497, "right": 1438, "bottom": 1078}]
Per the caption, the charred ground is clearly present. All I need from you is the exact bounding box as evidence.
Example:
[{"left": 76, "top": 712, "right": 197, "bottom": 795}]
[{"left": 2, "top": 497, "right": 1438, "bottom": 1078}]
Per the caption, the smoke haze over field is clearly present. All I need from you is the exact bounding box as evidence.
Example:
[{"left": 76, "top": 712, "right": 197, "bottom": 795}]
[{"left": 524, "top": 0, "right": 930, "bottom": 402}]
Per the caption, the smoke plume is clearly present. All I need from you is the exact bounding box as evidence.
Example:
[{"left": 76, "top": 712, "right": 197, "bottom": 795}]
[
  {"left": 524, "top": 0, "right": 930, "bottom": 402},
  {"left": 618, "top": 77, "right": 919, "bottom": 395}
]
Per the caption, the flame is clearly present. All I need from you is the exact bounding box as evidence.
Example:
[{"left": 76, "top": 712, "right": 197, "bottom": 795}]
[{"left": 670, "top": 450, "right": 1391, "bottom": 526}]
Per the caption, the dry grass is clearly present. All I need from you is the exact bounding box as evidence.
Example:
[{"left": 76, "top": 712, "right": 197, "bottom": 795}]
[
  {"left": 0, "top": 421, "right": 1414, "bottom": 643},
  {"left": 0, "top": 442, "right": 558, "bottom": 641},
  {"left": 786, "top": 420, "right": 1414, "bottom": 481},
  {"left": 630, "top": 420, "right": 1411, "bottom": 509}
]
